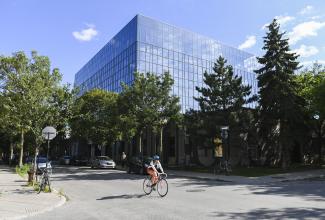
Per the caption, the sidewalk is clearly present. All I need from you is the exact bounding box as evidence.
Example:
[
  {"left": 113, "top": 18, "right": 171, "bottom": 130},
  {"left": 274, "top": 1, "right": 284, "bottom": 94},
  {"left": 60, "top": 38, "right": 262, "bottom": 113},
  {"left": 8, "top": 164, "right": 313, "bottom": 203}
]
[
  {"left": 0, "top": 166, "right": 66, "bottom": 220},
  {"left": 166, "top": 168, "right": 325, "bottom": 185}
]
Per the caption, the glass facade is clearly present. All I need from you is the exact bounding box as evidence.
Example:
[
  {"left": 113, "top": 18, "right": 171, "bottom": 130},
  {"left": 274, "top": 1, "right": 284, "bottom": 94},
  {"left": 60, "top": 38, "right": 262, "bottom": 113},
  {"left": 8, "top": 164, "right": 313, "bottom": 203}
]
[{"left": 75, "top": 14, "right": 259, "bottom": 112}]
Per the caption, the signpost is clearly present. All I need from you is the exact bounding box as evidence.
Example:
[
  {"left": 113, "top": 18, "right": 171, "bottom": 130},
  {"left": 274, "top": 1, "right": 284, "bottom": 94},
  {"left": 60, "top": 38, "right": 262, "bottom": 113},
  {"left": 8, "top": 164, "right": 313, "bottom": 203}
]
[{"left": 42, "top": 126, "right": 57, "bottom": 168}]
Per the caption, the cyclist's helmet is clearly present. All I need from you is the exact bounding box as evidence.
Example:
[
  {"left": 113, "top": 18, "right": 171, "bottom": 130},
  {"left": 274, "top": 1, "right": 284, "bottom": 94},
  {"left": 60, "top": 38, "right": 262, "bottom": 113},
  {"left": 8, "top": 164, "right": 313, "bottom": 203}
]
[{"left": 153, "top": 155, "right": 160, "bottom": 160}]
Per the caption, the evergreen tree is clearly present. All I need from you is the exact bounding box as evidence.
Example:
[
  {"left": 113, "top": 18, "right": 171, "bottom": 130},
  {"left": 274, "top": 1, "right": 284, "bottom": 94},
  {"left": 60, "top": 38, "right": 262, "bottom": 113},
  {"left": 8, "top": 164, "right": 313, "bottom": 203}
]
[
  {"left": 194, "top": 56, "right": 256, "bottom": 161},
  {"left": 255, "top": 19, "right": 304, "bottom": 168},
  {"left": 195, "top": 56, "right": 256, "bottom": 133}
]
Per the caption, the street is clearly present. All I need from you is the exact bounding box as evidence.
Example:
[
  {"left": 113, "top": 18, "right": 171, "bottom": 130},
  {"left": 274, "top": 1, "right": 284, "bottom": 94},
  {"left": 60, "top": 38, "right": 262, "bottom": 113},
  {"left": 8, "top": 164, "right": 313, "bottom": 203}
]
[{"left": 25, "top": 166, "right": 325, "bottom": 220}]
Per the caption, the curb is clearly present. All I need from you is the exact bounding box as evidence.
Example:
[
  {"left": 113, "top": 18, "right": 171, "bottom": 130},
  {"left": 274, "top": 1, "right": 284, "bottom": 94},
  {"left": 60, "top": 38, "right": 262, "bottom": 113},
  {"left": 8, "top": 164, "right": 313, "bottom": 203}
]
[
  {"left": 7, "top": 192, "right": 66, "bottom": 220},
  {"left": 167, "top": 173, "right": 233, "bottom": 182},
  {"left": 2, "top": 173, "right": 67, "bottom": 220}
]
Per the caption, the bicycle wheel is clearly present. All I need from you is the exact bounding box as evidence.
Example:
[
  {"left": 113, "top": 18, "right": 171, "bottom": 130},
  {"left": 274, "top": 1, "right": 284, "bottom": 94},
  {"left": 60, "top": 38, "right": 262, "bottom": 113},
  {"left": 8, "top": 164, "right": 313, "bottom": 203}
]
[
  {"left": 157, "top": 179, "right": 168, "bottom": 197},
  {"left": 143, "top": 177, "right": 153, "bottom": 195},
  {"left": 38, "top": 179, "right": 45, "bottom": 194},
  {"left": 46, "top": 178, "right": 52, "bottom": 192}
]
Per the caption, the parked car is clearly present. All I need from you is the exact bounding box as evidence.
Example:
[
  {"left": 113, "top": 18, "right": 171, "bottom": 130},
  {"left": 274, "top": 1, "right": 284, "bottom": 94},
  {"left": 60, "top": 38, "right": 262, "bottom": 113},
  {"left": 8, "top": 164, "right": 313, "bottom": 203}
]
[
  {"left": 71, "top": 155, "right": 89, "bottom": 166},
  {"left": 91, "top": 156, "right": 116, "bottom": 169},
  {"left": 60, "top": 156, "right": 72, "bottom": 165},
  {"left": 127, "top": 155, "right": 152, "bottom": 175},
  {"left": 34, "top": 157, "right": 52, "bottom": 175}
]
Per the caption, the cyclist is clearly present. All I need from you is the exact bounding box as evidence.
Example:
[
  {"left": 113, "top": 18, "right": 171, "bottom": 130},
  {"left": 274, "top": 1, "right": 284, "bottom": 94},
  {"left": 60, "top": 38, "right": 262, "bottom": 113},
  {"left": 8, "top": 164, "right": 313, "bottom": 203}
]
[{"left": 147, "top": 155, "right": 164, "bottom": 186}]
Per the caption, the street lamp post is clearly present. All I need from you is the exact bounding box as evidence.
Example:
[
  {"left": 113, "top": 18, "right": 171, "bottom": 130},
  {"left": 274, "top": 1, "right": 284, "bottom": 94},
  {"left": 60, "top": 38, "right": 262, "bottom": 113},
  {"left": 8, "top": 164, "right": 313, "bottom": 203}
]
[
  {"left": 314, "top": 114, "right": 322, "bottom": 165},
  {"left": 221, "top": 126, "right": 230, "bottom": 161}
]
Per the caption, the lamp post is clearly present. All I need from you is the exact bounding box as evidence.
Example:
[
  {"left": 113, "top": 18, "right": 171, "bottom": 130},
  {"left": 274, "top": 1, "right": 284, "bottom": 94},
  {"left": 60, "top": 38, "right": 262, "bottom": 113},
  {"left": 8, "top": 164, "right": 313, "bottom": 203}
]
[
  {"left": 314, "top": 114, "right": 322, "bottom": 165},
  {"left": 221, "top": 126, "right": 230, "bottom": 161}
]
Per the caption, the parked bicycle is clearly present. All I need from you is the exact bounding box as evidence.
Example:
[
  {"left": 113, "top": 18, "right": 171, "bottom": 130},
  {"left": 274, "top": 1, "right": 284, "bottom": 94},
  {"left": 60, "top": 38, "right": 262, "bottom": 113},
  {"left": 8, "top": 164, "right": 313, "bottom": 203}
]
[
  {"left": 37, "top": 167, "right": 51, "bottom": 194},
  {"left": 143, "top": 173, "right": 168, "bottom": 197},
  {"left": 214, "top": 158, "right": 232, "bottom": 175}
]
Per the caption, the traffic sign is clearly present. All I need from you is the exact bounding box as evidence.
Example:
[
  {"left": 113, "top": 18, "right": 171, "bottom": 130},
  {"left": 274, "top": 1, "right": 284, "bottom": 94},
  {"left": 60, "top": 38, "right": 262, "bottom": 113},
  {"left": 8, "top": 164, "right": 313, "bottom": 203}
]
[{"left": 42, "top": 126, "right": 57, "bottom": 140}]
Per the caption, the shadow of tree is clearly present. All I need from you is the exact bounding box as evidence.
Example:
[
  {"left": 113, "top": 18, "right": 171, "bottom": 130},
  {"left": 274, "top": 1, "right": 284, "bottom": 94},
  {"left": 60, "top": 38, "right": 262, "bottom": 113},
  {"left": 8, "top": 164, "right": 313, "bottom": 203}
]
[
  {"left": 97, "top": 193, "right": 147, "bottom": 200},
  {"left": 211, "top": 207, "right": 325, "bottom": 219},
  {"left": 245, "top": 180, "right": 325, "bottom": 202}
]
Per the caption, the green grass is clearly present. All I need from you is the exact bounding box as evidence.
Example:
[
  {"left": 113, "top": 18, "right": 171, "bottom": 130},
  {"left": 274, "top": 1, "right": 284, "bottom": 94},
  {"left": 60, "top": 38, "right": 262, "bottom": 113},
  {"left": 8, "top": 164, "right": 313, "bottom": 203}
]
[
  {"left": 15, "top": 164, "right": 31, "bottom": 178},
  {"left": 33, "top": 182, "right": 51, "bottom": 193},
  {"left": 169, "top": 164, "right": 324, "bottom": 177}
]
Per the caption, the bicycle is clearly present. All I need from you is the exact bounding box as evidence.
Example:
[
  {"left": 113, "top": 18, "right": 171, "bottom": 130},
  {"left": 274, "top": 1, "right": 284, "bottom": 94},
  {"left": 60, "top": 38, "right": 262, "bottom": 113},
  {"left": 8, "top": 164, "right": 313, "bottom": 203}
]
[
  {"left": 143, "top": 173, "right": 168, "bottom": 197},
  {"left": 214, "top": 158, "right": 232, "bottom": 175},
  {"left": 37, "top": 167, "right": 51, "bottom": 194}
]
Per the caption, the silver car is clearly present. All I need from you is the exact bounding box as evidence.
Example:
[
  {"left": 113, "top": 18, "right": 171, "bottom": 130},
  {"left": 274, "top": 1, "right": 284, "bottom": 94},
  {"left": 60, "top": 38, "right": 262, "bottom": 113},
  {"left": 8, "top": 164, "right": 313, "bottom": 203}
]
[
  {"left": 36, "top": 157, "right": 52, "bottom": 175},
  {"left": 91, "top": 156, "right": 116, "bottom": 169}
]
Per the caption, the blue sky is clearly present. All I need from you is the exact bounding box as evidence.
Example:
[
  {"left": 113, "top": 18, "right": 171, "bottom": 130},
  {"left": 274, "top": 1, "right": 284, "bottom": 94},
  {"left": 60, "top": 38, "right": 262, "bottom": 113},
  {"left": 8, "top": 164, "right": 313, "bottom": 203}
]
[{"left": 1, "top": 0, "right": 325, "bottom": 84}]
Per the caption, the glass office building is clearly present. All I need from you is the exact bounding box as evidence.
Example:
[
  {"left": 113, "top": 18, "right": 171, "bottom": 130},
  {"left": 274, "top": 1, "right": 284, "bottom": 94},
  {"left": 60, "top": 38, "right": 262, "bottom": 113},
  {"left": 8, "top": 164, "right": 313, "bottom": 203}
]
[{"left": 75, "top": 14, "right": 259, "bottom": 112}]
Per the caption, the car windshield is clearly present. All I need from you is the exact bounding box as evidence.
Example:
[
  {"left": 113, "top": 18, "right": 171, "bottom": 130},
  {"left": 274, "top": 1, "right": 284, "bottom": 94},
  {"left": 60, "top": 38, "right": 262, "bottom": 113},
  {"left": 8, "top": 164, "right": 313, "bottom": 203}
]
[
  {"left": 97, "top": 156, "right": 111, "bottom": 160},
  {"left": 37, "top": 158, "right": 47, "bottom": 163}
]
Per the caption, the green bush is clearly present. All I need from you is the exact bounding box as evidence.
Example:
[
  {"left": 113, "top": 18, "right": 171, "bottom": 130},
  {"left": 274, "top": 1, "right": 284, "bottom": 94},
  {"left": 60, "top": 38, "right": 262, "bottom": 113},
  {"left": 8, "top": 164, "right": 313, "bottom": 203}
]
[{"left": 15, "top": 164, "right": 31, "bottom": 177}]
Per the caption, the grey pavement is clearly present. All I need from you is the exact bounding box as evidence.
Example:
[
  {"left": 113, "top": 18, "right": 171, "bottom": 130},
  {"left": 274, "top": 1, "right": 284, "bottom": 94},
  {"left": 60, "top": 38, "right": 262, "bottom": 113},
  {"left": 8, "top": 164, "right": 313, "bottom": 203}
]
[
  {"left": 25, "top": 166, "right": 325, "bottom": 220},
  {"left": 0, "top": 166, "right": 66, "bottom": 220}
]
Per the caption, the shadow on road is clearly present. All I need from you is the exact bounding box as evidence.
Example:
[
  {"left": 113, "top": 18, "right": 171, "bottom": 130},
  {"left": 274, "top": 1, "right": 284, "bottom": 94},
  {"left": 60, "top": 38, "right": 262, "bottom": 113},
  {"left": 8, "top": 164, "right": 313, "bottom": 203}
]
[
  {"left": 97, "top": 193, "right": 147, "bottom": 200},
  {"left": 210, "top": 207, "right": 325, "bottom": 219}
]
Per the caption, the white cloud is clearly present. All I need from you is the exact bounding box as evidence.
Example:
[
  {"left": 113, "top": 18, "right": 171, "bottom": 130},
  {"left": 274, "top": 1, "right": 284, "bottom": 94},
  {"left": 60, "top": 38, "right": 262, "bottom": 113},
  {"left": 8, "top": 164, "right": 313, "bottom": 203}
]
[
  {"left": 292, "top": 45, "right": 319, "bottom": 57},
  {"left": 288, "top": 21, "right": 325, "bottom": 45},
  {"left": 311, "top": 15, "right": 321, "bottom": 20},
  {"left": 238, "top": 36, "right": 256, "bottom": 50},
  {"left": 73, "top": 24, "right": 98, "bottom": 42},
  {"left": 261, "top": 15, "right": 294, "bottom": 30},
  {"left": 275, "top": 15, "right": 295, "bottom": 26},
  {"left": 299, "top": 5, "right": 313, "bottom": 15},
  {"left": 300, "top": 60, "right": 325, "bottom": 67}
]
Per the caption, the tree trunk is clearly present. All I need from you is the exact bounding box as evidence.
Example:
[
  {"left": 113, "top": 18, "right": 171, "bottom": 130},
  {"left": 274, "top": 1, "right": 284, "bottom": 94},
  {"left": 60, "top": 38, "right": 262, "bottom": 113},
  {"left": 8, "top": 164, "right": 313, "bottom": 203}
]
[
  {"left": 319, "top": 132, "right": 323, "bottom": 165},
  {"left": 19, "top": 130, "right": 24, "bottom": 167},
  {"left": 139, "top": 133, "right": 142, "bottom": 154},
  {"left": 159, "top": 127, "right": 163, "bottom": 158},
  {"left": 33, "top": 146, "right": 39, "bottom": 184},
  {"left": 9, "top": 142, "right": 14, "bottom": 166}
]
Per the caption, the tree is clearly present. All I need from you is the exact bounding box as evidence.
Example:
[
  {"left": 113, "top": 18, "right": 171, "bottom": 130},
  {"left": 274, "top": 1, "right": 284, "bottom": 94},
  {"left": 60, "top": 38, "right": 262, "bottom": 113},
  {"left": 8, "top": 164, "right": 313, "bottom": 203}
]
[
  {"left": 152, "top": 73, "right": 181, "bottom": 158},
  {"left": 119, "top": 72, "right": 181, "bottom": 157},
  {"left": 296, "top": 64, "right": 325, "bottom": 164},
  {"left": 255, "top": 19, "right": 304, "bottom": 168},
  {"left": 0, "top": 51, "right": 63, "bottom": 167},
  {"left": 71, "top": 89, "right": 120, "bottom": 158},
  {"left": 194, "top": 56, "right": 256, "bottom": 161}
]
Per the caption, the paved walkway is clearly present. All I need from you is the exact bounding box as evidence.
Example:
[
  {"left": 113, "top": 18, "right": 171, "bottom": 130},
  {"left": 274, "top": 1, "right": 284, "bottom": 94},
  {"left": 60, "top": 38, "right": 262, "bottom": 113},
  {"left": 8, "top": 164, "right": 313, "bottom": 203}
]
[
  {"left": 0, "top": 166, "right": 66, "bottom": 220},
  {"left": 166, "top": 168, "right": 325, "bottom": 184}
]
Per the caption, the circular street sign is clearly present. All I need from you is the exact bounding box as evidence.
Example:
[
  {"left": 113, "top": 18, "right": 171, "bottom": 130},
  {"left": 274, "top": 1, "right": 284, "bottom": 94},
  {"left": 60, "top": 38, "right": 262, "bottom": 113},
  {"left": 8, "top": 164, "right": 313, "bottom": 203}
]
[{"left": 42, "top": 126, "right": 57, "bottom": 140}]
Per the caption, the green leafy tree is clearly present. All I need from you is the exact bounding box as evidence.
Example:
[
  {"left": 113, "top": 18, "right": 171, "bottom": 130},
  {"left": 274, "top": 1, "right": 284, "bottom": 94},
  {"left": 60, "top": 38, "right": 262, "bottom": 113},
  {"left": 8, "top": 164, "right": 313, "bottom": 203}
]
[
  {"left": 119, "top": 72, "right": 181, "bottom": 157},
  {"left": 71, "top": 89, "right": 120, "bottom": 157},
  {"left": 296, "top": 64, "right": 325, "bottom": 164},
  {"left": 255, "top": 19, "right": 304, "bottom": 168},
  {"left": 0, "top": 51, "right": 63, "bottom": 167}
]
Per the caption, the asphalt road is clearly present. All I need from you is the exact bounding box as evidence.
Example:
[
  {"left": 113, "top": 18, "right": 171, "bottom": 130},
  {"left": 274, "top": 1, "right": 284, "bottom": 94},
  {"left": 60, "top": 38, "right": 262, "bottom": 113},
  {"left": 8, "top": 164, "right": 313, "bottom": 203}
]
[{"left": 26, "top": 166, "right": 325, "bottom": 220}]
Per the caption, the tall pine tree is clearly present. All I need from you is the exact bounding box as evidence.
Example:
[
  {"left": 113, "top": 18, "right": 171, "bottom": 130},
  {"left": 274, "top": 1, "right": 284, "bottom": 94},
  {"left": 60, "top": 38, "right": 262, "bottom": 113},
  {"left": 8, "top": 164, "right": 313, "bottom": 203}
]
[
  {"left": 255, "top": 19, "right": 304, "bottom": 168},
  {"left": 194, "top": 56, "right": 256, "bottom": 160}
]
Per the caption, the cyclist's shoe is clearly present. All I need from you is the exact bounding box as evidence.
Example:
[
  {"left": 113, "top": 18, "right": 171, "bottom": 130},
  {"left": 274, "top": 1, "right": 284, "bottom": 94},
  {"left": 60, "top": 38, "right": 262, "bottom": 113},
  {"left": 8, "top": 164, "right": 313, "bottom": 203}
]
[{"left": 152, "top": 182, "right": 157, "bottom": 190}]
